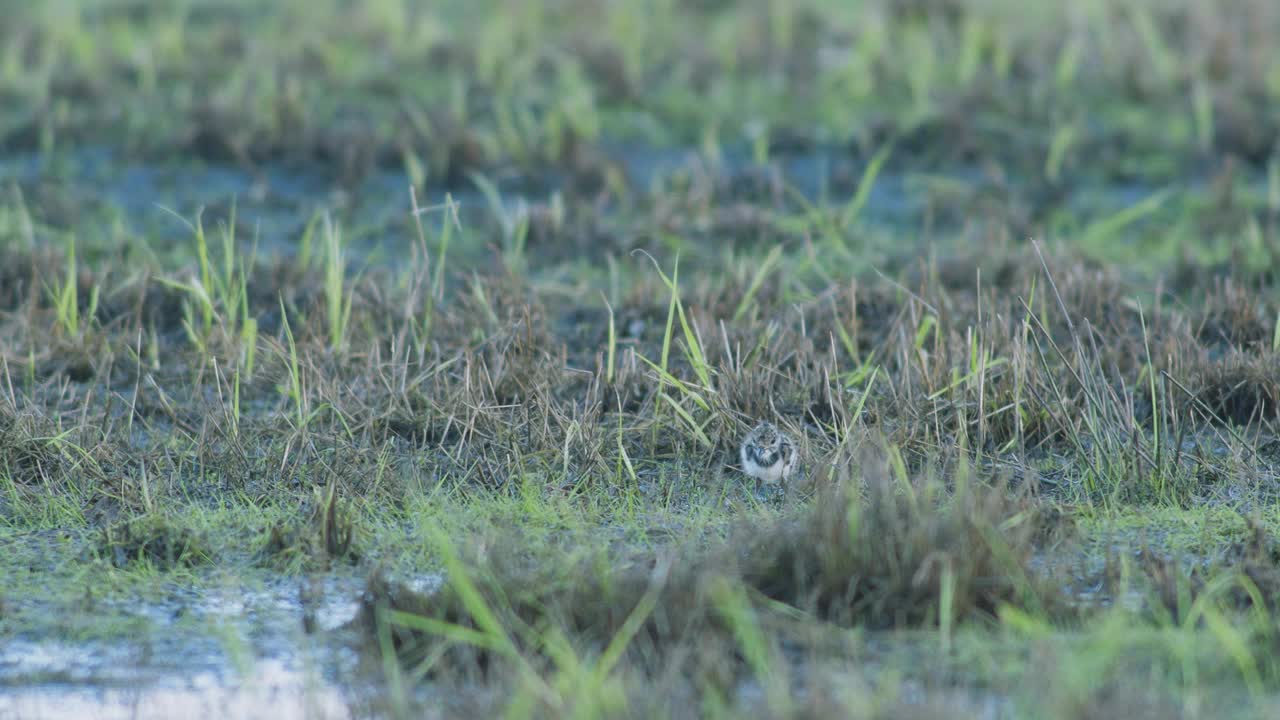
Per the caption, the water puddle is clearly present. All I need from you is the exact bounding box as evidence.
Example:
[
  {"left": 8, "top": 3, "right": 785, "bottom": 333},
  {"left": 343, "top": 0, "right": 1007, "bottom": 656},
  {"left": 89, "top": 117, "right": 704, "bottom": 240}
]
[{"left": 0, "top": 572, "right": 443, "bottom": 720}]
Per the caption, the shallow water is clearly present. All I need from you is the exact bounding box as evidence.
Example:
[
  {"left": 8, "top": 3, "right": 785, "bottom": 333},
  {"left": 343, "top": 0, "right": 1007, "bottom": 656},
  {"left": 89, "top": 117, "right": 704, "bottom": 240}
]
[
  {"left": 2, "top": 142, "right": 1265, "bottom": 270},
  {"left": 0, "top": 657, "right": 351, "bottom": 720},
  {"left": 0, "top": 571, "right": 443, "bottom": 720}
]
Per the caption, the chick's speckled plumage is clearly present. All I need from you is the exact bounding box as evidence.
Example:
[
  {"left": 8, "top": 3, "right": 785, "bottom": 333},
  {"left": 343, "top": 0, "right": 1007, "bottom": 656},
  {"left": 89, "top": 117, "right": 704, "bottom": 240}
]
[{"left": 739, "top": 421, "right": 797, "bottom": 486}]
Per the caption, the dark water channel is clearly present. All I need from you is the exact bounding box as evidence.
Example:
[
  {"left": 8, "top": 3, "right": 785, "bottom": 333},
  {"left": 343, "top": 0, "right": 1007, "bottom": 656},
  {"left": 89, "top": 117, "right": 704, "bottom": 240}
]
[{"left": 3, "top": 143, "right": 1269, "bottom": 271}]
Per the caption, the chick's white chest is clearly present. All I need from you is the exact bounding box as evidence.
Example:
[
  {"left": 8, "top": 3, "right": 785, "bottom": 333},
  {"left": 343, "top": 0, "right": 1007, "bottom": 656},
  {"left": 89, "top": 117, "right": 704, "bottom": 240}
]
[{"left": 742, "top": 444, "right": 789, "bottom": 484}]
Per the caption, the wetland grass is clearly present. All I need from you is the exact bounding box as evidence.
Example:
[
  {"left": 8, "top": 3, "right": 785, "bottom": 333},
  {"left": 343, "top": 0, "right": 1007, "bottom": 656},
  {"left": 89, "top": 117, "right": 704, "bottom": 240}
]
[{"left": 3, "top": 0, "right": 1280, "bottom": 717}]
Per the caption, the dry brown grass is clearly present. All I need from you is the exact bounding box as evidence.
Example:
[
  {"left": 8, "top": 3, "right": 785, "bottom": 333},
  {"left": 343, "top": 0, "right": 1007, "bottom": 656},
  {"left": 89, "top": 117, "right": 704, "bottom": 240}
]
[{"left": 1, "top": 236, "right": 1278, "bottom": 521}]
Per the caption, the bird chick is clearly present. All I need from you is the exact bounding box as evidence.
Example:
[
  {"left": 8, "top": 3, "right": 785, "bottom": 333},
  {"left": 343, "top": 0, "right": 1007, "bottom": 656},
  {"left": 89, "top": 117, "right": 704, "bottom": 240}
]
[{"left": 739, "top": 421, "right": 798, "bottom": 489}]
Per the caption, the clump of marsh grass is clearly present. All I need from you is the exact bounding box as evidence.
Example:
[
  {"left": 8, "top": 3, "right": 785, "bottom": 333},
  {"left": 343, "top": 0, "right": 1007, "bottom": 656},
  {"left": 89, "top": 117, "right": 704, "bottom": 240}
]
[
  {"left": 1137, "top": 518, "right": 1280, "bottom": 625},
  {"left": 0, "top": 405, "right": 64, "bottom": 487},
  {"left": 97, "top": 514, "right": 210, "bottom": 570},
  {"left": 359, "top": 448, "right": 1064, "bottom": 712},
  {"left": 736, "top": 442, "right": 1060, "bottom": 628},
  {"left": 260, "top": 476, "right": 361, "bottom": 569},
  {"left": 1189, "top": 357, "right": 1280, "bottom": 427}
]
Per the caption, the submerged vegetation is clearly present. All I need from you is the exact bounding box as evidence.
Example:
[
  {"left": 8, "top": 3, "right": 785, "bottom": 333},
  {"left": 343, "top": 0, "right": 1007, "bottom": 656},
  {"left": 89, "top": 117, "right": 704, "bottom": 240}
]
[{"left": 3, "top": 0, "right": 1280, "bottom": 718}]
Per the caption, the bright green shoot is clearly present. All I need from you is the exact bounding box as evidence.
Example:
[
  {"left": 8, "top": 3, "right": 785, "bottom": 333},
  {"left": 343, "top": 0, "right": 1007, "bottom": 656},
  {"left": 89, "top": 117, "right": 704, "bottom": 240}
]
[
  {"left": 155, "top": 205, "right": 257, "bottom": 365},
  {"left": 840, "top": 142, "right": 893, "bottom": 231},
  {"left": 49, "top": 235, "right": 97, "bottom": 337},
  {"left": 647, "top": 253, "right": 713, "bottom": 389},
  {"left": 602, "top": 293, "right": 617, "bottom": 384},
  {"left": 279, "top": 298, "right": 306, "bottom": 430},
  {"left": 408, "top": 189, "right": 458, "bottom": 348},
  {"left": 322, "top": 215, "right": 355, "bottom": 353},
  {"left": 731, "top": 245, "right": 783, "bottom": 322}
]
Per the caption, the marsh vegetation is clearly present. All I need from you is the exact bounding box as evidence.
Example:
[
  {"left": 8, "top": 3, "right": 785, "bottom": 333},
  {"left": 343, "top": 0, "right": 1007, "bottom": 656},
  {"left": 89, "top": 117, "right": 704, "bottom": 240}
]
[{"left": 3, "top": 1, "right": 1280, "bottom": 717}]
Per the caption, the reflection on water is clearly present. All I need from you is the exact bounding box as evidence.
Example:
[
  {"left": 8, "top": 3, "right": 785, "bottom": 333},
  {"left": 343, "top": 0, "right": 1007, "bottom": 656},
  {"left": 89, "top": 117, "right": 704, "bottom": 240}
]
[
  {"left": 0, "top": 573, "right": 444, "bottom": 720},
  {"left": 0, "top": 658, "right": 351, "bottom": 720}
]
